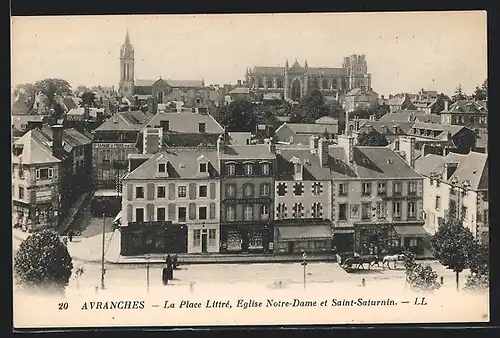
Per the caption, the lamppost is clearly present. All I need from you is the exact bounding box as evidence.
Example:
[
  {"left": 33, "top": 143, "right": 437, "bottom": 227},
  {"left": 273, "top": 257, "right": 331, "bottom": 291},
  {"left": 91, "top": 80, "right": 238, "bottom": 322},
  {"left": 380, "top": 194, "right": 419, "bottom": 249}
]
[
  {"left": 101, "top": 212, "right": 106, "bottom": 290},
  {"left": 146, "top": 253, "right": 150, "bottom": 293},
  {"left": 301, "top": 251, "right": 308, "bottom": 290}
]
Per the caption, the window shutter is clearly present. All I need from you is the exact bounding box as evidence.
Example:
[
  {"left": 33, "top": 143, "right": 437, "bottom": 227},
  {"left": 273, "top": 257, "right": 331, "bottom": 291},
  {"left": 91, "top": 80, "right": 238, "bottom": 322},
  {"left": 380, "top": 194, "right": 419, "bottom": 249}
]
[
  {"left": 127, "top": 184, "right": 133, "bottom": 201},
  {"left": 189, "top": 183, "right": 197, "bottom": 200},
  {"left": 147, "top": 183, "right": 155, "bottom": 200},
  {"left": 254, "top": 204, "right": 260, "bottom": 221},
  {"left": 126, "top": 204, "right": 133, "bottom": 224},
  {"left": 209, "top": 202, "right": 216, "bottom": 219},
  {"left": 189, "top": 203, "right": 196, "bottom": 220},
  {"left": 168, "top": 183, "right": 175, "bottom": 200},
  {"left": 209, "top": 182, "right": 216, "bottom": 199},
  {"left": 168, "top": 203, "right": 176, "bottom": 221},
  {"left": 147, "top": 204, "right": 154, "bottom": 221}
]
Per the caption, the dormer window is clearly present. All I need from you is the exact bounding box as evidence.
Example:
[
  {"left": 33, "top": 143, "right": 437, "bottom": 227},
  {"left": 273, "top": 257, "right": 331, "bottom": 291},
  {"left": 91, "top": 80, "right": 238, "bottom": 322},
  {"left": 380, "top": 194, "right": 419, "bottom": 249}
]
[
  {"left": 261, "top": 163, "right": 270, "bottom": 175},
  {"left": 158, "top": 163, "right": 166, "bottom": 173},
  {"left": 226, "top": 163, "right": 236, "bottom": 176},
  {"left": 199, "top": 163, "right": 207, "bottom": 173},
  {"left": 199, "top": 123, "right": 206, "bottom": 133},
  {"left": 244, "top": 163, "right": 253, "bottom": 175}
]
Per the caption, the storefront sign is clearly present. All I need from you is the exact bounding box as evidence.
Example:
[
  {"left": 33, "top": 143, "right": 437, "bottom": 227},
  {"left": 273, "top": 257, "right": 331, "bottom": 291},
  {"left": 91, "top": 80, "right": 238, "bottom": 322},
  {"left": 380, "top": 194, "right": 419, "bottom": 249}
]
[
  {"left": 222, "top": 223, "right": 272, "bottom": 230},
  {"left": 224, "top": 198, "right": 271, "bottom": 205},
  {"left": 93, "top": 143, "right": 136, "bottom": 149},
  {"left": 36, "top": 190, "right": 53, "bottom": 202}
]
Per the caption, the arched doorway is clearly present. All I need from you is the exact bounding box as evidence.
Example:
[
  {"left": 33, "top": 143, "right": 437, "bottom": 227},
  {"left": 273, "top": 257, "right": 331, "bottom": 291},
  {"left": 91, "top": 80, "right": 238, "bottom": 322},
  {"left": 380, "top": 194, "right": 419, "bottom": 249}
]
[{"left": 290, "top": 78, "right": 302, "bottom": 101}]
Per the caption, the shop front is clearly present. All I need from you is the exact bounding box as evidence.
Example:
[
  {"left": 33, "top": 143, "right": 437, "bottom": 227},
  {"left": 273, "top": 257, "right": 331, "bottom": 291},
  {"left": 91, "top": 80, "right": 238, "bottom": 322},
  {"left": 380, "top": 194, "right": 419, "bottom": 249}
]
[
  {"left": 354, "top": 225, "right": 401, "bottom": 256},
  {"left": 92, "top": 189, "right": 122, "bottom": 217},
  {"left": 220, "top": 222, "right": 273, "bottom": 253},
  {"left": 13, "top": 200, "right": 56, "bottom": 232},
  {"left": 393, "top": 225, "right": 430, "bottom": 255},
  {"left": 274, "top": 222, "right": 333, "bottom": 254},
  {"left": 120, "top": 221, "right": 188, "bottom": 256},
  {"left": 332, "top": 228, "right": 355, "bottom": 254}
]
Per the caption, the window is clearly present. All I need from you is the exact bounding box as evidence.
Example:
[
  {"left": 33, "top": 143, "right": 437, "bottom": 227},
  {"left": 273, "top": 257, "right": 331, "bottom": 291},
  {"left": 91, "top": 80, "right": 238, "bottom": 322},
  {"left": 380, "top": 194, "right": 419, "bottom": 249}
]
[
  {"left": 157, "top": 207, "right": 166, "bottom": 221},
  {"left": 244, "top": 184, "right": 253, "bottom": 197},
  {"left": 135, "top": 208, "right": 144, "bottom": 222},
  {"left": 157, "top": 186, "right": 166, "bottom": 198},
  {"left": 362, "top": 182, "right": 372, "bottom": 196},
  {"left": 393, "top": 182, "right": 402, "bottom": 195},
  {"left": 312, "top": 182, "right": 323, "bottom": 196},
  {"left": 312, "top": 203, "right": 323, "bottom": 218},
  {"left": 135, "top": 186, "right": 144, "bottom": 199},
  {"left": 450, "top": 187, "right": 456, "bottom": 195},
  {"left": 461, "top": 206, "right": 467, "bottom": 220},
  {"left": 226, "top": 184, "right": 236, "bottom": 197},
  {"left": 377, "top": 182, "right": 387, "bottom": 195},
  {"left": 18, "top": 169, "right": 24, "bottom": 179},
  {"left": 158, "top": 163, "right": 166, "bottom": 173},
  {"left": 408, "top": 181, "right": 417, "bottom": 195},
  {"left": 293, "top": 182, "right": 304, "bottom": 196},
  {"left": 178, "top": 185, "right": 187, "bottom": 198},
  {"left": 393, "top": 202, "right": 401, "bottom": 220},
  {"left": 338, "top": 183, "right": 348, "bottom": 196},
  {"left": 350, "top": 204, "right": 360, "bottom": 219},
  {"left": 199, "top": 206, "right": 207, "bottom": 220},
  {"left": 277, "top": 182, "right": 287, "bottom": 196},
  {"left": 198, "top": 123, "right": 206, "bottom": 133},
  {"left": 18, "top": 186, "right": 24, "bottom": 199},
  {"left": 260, "top": 184, "right": 270, "bottom": 197},
  {"left": 277, "top": 203, "right": 287, "bottom": 219},
  {"left": 226, "top": 164, "right": 236, "bottom": 176},
  {"left": 338, "top": 203, "right": 348, "bottom": 221},
  {"left": 244, "top": 205, "right": 253, "bottom": 220},
  {"left": 292, "top": 203, "right": 304, "bottom": 218},
  {"left": 209, "top": 229, "right": 216, "bottom": 246},
  {"left": 178, "top": 207, "right": 187, "bottom": 222},
  {"left": 36, "top": 168, "right": 53, "bottom": 180},
  {"left": 226, "top": 205, "right": 236, "bottom": 221},
  {"left": 429, "top": 179, "right": 434, "bottom": 186},
  {"left": 435, "top": 196, "right": 441, "bottom": 210},
  {"left": 408, "top": 202, "right": 417, "bottom": 220},
  {"left": 361, "top": 202, "right": 371, "bottom": 220},
  {"left": 261, "top": 163, "right": 270, "bottom": 175},
  {"left": 244, "top": 163, "right": 253, "bottom": 175},
  {"left": 194, "top": 230, "right": 201, "bottom": 247},
  {"left": 484, "top": 209, "right": 489, "bottom": 223},
  {"left": 161, "top": 120, "right": 170, "bottom": 131},
  {"left": 199, "top": 185, "right": 208, "bottom": 198},
  {"left": 260, "top": 205, "right": 269, "bottom": 220},
  {"left": 199, "top": 163, "right": 207, "bottom": 173},
  {"left": 376, "top": 202, "right": 387, "bottom": 219}
]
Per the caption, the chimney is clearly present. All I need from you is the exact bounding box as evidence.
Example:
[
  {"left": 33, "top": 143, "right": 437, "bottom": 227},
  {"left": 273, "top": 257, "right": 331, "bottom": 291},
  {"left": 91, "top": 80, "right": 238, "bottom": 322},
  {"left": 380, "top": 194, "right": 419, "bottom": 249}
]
[
  {"left": 268, "top": 138, "right": 276, "bottom": 154},
  {"left": 318, "top": 137, "right": 329, "bottom": 167},
  {"left": 309, "top": 135, "right": 319, "bottom": 153},
  {"left": 369, "top": 114, "right": 375, "bottom": 122},
  {"left": 237, "top": 80, "right": 242, "bottom": 86},
  {"left": 217, "top": 134, "right": 225, "bottom": 154},
  {"left": 142, "top": 127, "right": 163, "bottom": 154},
  {"left": 337, "top": 134, "right": 355, "bottom": 164},
  {"left": 51, "top": 125, "right": 64, "bottom": 158},
  {"left": 399, "top": 136, "right": 416, "bottom": 169},
  {"left": 84, "top": 105, "right": 90, "bottom": 120},
  {"left": 444, "top": 100, "right": 449, "bottom": 111}
]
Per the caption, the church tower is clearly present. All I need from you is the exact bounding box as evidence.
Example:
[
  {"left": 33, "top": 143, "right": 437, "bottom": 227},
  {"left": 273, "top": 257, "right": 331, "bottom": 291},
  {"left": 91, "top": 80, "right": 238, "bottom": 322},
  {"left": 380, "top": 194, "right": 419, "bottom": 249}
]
[{"left": 119, "top": 30, "right": 135, "bottom": 98}]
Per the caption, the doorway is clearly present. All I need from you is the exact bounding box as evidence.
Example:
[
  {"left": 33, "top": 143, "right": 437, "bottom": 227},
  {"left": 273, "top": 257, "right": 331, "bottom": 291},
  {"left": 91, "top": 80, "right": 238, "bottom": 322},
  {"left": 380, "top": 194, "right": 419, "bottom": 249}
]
[
  {"left": 202, "top": 233, "right": 208, "bottom": 253},
  {"left": 288, "top": 241, "right": 295, "bottom": 254}
]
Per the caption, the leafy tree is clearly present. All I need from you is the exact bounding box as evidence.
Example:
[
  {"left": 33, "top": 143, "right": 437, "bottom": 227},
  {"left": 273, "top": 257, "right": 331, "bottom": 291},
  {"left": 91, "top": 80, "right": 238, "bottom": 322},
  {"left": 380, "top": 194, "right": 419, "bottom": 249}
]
[
  {"left": 357, "top": 130, "right": 389, "bottom": 146},
  {"left": 14, "top": 83, "right": 36, "bottom": 104},
  {"left": 33, "top": 78, "right": 72, "bottom": 109},
  {"left": 403, "top": 250, "right": 441, "bottom": 292},
  {"left": 464, "top": 241, "right": 489, "bottom": 292},
  {"left": 14, "top": 230, "right": 73, "bottom": 294},
  {"left": 472, "top": 79, "right": 488, "bottom": 101},
  {"left": 81, "top": 92, "right": 96, "bottom": 107},
  {"left": 76, "top": 85, "right": 90, "bottom": 94},
  {"left": 218, "top": 100, "right": 257, "bottom": 132},
  {"left": 451, "top": 84, "right": 466, "bottom": 102},
  {"left": 431, "top": 218, "right": 475, "bottom": 291},
  {"left": 289, "top": 89, "right": 330, "bottom": 123}
]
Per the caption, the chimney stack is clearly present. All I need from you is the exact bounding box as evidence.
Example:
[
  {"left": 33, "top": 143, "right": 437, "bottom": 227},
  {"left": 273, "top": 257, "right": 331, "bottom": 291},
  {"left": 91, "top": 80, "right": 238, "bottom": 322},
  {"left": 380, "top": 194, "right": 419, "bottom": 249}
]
[
  {"left": 444, "top": 100, "right": 449, "bottom": 111},
  {"left": 337, "top": 134, "right": 355, "bottom": 164},
  {"left": 398, "top": 136, "right": 416, "bottom": 169},
  {"left": 51, "top": 125, "right": 64, "bottom": 158},
  {"left": 309, "top": 135, "right": 319, "bottom": 153},
  {"left": 217, "top": 134, "right": 225, "bottom": 154},
  {"left": 268, "top": 138, "right": 276, "bottom": 154},
  {"left": 142, "top": 127, "right": 163, "bottom": 154},
  {"left": 318, "top": 138, "right": 329, "bottom": 167}
]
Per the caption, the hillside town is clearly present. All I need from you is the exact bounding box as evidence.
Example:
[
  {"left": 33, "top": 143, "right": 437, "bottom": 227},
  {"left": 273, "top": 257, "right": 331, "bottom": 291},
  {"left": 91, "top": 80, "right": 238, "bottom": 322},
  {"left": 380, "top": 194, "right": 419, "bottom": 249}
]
[{"left": 12, "top": 29, "right": 488, "bottom": 294}]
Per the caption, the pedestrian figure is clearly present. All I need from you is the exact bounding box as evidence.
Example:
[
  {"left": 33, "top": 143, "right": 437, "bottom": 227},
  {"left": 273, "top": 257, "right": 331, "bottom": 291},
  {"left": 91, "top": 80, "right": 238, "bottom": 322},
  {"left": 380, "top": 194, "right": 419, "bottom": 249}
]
[
  {"left": 172, "top": 254, "right": 179, "bottom": 269},
  {"left": 162, "top": 268, "right": 169, "bottom": 285},
  {"left": 165, "top": 254, "right": 173, "bottom": 280},
  {"left": 68, "top": 230, "right": 73, "bottom": 242}
]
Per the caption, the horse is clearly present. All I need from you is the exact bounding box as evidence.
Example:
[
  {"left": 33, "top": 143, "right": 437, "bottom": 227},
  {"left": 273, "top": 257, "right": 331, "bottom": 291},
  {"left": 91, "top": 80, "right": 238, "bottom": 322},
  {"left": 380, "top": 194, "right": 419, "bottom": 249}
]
[{"left": 382, "top": 254, "right": 405, "bottom": 270}]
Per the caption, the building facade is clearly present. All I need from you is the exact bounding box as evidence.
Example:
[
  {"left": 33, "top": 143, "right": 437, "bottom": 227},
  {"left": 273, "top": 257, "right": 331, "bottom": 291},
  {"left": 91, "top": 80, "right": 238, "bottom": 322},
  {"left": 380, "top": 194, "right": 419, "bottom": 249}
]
[
  {"left": 245, "top": 54, "right": 372, "bottom": 102},
  {"left": 440, "top": 100, "right": 488, "bottom": 135}
]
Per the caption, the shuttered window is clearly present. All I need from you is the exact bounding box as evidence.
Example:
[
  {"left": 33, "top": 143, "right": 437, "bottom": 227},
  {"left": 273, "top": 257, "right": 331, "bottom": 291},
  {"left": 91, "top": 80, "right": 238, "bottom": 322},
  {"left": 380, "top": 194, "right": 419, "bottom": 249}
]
[{"left": 189, "top": 203, "right": 196, "bottom": 220}]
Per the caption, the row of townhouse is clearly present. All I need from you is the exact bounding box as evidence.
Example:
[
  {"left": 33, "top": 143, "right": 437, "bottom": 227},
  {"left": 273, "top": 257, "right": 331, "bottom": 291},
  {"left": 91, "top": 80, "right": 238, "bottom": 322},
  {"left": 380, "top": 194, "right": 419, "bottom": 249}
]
[{"left": 118, "top": 128, "right": 427, "bottom": 256}]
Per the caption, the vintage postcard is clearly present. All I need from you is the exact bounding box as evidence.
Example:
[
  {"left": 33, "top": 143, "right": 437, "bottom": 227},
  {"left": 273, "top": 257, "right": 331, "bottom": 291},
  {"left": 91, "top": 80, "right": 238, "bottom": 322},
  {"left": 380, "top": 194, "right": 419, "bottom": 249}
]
[{"left": 11, "top": 11, "right": 489, "bottom": 329}]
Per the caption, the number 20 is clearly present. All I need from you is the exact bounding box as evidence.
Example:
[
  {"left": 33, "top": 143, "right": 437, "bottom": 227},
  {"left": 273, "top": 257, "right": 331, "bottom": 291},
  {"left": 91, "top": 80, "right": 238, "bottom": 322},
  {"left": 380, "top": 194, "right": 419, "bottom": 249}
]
[{"left": 58, "top": 302, "right": 68, "bottom": 310}]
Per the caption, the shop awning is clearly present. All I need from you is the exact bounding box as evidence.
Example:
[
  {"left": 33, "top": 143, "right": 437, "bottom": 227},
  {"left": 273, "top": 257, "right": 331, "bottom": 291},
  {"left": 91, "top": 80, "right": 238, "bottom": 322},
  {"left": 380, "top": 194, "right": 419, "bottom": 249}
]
[
  {"left": 394, "top": 225, "right": 431, "bottom": 236},
  {"left": 113, "top": 210, "right": 122, "bottom": 225},
  {"left": 333, "top": 228, "right": 355, "bottom": 234},
  {"left": 278, "top": 225, "right": 332, "bottom": 241},
  {"left": 93, "top": 189, "right": 122, "bottom": 197}
]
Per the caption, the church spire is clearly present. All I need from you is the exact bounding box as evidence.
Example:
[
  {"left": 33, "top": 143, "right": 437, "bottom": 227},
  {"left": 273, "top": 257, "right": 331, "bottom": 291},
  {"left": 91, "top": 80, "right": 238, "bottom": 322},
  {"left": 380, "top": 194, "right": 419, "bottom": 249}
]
[{"left": 121, "top": 29, "right": 134, "bottom": 59}]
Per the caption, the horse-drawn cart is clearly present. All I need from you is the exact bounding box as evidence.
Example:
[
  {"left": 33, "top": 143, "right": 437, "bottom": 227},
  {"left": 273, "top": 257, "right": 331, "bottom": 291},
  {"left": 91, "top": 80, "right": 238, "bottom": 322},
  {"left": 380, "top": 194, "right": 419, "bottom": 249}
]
[{"left": 336, "top": 252, "right": 380, "bottom": 272}]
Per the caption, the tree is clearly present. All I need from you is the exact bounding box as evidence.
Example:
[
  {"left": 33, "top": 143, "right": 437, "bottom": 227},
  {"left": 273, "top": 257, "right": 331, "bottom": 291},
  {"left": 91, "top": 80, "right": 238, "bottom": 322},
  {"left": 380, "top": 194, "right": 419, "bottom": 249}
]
[
  {"left": 403, "top": 250, "right": 441, "bottom": 292},
  {"left": 289, "top": 89, "right": 330, "bottom": 123},
  {"left": 14, "top": 229, "right": 73, "bottom": 294},
  {"left": 218, "top": 100, "right": 257, "bottom": 132},
  {"left": 464, "top": 241, "right": 489, "bottom": 292},
  {"left": 81, "top": 92, "right": 96, "bottom": 107},
  {"left": 431, "top": 219, "right": 475, "bottom": 291},
  {"left": 76, "top": 85, "right": 90, "bottom": 94},
  {"left": 14, "top": 83, "right": 36, "bottom": 104},
  {"left": 33, "top": 78, "right": 72, "bottom": 109},
  {"left": 472, "top": 79, "right": 488, "bottom": 101},
  {"left": 357, "top": 130, "right": 389, "bottom": 146},
  {"left": 451, "top": 84, "right": 466, "bottom": 102}
]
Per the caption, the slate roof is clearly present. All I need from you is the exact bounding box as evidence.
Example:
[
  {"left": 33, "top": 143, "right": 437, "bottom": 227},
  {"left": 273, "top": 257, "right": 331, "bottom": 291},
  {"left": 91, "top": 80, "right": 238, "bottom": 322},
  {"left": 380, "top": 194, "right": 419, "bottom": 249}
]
[
  {"left": 308, "top": 67, "right": 346, "bottom": 76},
  {"left": 345, "top": 88, "right": 379, "bottom": 98},
  {"left": 135, "top": 79, "right": 204, "bottom": 88},
  {"left": 228, "top": 87, "right": 250, "bottom": 95},
  {"left": 412, "top": 98, "right": 438, "bottom": 109},
  {"left": 276, "top": 148, "right": 332, "bottom": 181},
  {"left": 145, "top": 112, "right": 224, "bottom": 134},
  {"left": 95, "top": 111, "right": 153, "bottom": 132},
  {"left": 251, "top": 66, "right": 284, "bottom": 75},
  {"left": 12, "top": 115, "right": 46, "bottom": 131},
  {"left": 379, "top": 111, "right": 441, "bottom": 124},
  {"left": 13, "top": 130, "right": 61, "bottom": 165},
  {"left": 446, "top": 100, "right": 488, "bottom": 114},
  {"left": 415, "top": 152, "right": 488, "bottom": 190},
  {"left": 315, "top": 116, "right": 338, "bottom": 125},
  {"left": 276, "top": 122, "right": 338, "bottom": 135},
  {"left": 39, "top": 125, "right": 92, "bottom": 149},
  {"left": 359, "top": 121, "right": 414, "bottom": 135},
  {"left": 388, "top": 96, "right": 406, "bottom": 106},
  {"left": 228, "top": 132, "right": 252, "bottom": 146},
  {"left": 476, "top": 134, "right": 488, "bottom": 149},
  {"left": 123, "top": 149, "right": 220, "bottom": 180},
  {"left": 408, "top": 122, "right": 467, "bottom": 139},
  {"left": 220, "top": 145, "right": 276, "bottom": 160},
  {"left": 134, "top": 79, "right": 156, "bottom": 87}
]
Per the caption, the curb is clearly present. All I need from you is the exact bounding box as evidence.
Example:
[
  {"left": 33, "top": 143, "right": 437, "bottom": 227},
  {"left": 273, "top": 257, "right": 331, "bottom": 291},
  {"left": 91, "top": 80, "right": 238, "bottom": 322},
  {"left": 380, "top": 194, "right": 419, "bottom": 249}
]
[{"left": 108, "top": 257, "right": 338, "bottom": 265}]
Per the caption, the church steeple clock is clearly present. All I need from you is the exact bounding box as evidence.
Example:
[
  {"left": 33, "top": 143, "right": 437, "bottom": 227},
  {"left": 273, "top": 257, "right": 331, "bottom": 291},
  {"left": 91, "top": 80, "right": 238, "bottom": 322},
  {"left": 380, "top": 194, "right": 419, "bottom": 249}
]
[{"left": 119, "top": 30, "right": 135, "bottom": 98}]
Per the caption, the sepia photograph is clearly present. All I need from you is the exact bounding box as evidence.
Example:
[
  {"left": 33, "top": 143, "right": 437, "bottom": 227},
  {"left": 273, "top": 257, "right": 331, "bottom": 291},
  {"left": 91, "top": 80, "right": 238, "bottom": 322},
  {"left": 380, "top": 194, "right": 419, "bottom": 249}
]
[{"left": 11, "top": 11, "right": 489, "bottom": 329}]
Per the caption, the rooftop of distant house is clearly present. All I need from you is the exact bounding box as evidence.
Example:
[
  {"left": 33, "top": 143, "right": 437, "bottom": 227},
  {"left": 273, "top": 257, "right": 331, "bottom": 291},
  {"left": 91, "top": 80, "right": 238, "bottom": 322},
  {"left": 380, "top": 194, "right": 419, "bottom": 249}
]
[
  {"left": 443, "top": 100, "right": 488, "bottom": 114},
  {"left": 275, "top": 122, "right": 338, "bottom": 135},
  {"left": 145, "top": 111, "right": 224, "bottom": 134},
  {"left": 95, "top": 111, "right": 154, "bottom": 132}
]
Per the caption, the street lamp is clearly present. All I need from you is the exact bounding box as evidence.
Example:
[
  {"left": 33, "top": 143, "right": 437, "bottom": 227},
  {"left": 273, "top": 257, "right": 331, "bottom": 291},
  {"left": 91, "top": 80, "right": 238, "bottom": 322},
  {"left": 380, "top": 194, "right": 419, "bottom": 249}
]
[
  {"left": 301, "top": 251, "right": 308, "bottom": 290},
  {"left": 101, "top": 212, "right": 106, "bottom": 290}
]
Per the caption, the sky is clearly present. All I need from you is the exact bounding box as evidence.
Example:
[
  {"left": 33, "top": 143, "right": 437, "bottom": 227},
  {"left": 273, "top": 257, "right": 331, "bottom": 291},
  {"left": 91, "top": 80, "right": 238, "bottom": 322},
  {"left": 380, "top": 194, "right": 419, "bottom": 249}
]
[{"left": 11, "top": 11, "right": 487, "bottom": 96}]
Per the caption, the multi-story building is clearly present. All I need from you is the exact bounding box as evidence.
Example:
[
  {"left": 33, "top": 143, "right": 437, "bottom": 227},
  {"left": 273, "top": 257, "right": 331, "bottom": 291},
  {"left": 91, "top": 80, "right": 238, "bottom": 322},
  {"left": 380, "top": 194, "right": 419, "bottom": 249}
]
[
  {"left": 387, "top": 94, "right": 414, "bottom": 113},
  {"left": 273, "top": 136, "right": 333, "bottom": 254},
  {"left": 218, "top": 137, "right": 276, "bottom": 253},
  {"left": 440, "top": 100, "right": 488, "bottom": 135},
  {"left": 329, "top": 133, "right": 426, "bottom": 255},
  {"left": 119, "top": 140, "right": 221, "bottom": 255},
  {"left": 91, "top": 110, "right": 153, "bottom": 215},
  {"left": 274, "top": 122, "right": 338, "bottom": 145},
  {"left": 342, "top": 88, "right": 379, "bottom": 113},
  {"left": 415, "top": 151, "right": 488, "bottom": 245}
]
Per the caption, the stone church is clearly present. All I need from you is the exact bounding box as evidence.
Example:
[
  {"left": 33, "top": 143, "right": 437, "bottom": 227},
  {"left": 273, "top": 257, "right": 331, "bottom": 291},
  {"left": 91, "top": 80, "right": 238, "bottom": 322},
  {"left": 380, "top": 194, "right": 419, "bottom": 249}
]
[{"left": 245, "top": 55, "right": 372, "bottom": 102}]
